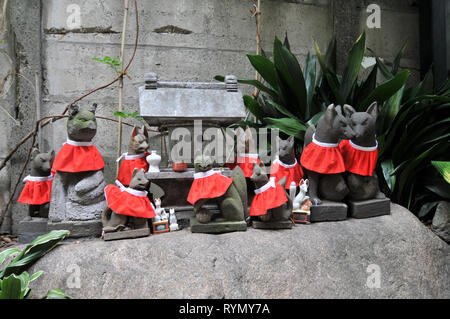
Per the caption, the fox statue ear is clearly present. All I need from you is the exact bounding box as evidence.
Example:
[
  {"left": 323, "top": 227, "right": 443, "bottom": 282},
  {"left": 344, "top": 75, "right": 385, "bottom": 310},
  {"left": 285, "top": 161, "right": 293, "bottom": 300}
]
[
  {"left": 31, "top": 148, "right": 40, "bottom": 159},
  {"left": 343, "top": 104, "right": 356, "bottom": 118},
  {"left": 324, "top": 104, "right": 338, "bottom": 122},
  {"left": 131, "top": 126, "right": 138, "bottom": 138},
  {"left": 142, "top": 125, "right": 149, "bottom": 139},
  {"left": 68, "top": 104, "right": 79, "bottom": 119},
  {"left": 49, "top": 150, "right": 55, "bottom": 163},
  {"left": 305, "top": 179, "right": 309, "bottom": 187},
  {"left": 366, "top": 102, "right": 377, "bottom": 119},
  {"left": 287, "top": 135, "right": 295, "bottom": 145}
]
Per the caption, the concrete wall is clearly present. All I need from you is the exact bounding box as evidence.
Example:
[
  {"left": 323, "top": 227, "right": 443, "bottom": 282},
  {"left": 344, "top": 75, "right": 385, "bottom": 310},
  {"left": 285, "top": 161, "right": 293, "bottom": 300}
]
[{"left": 0, "top": 0, "right": 421, "bottom": 234}]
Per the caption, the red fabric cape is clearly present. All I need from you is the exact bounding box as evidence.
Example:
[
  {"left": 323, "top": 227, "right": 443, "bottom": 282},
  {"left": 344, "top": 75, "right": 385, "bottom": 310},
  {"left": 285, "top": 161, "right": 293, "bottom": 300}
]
[
  {"left": 339, "top": 140, "right": 378, "bottom": 176},
  {"left": 104, "top": 184, "right": 156, "bottom": 218},
  {"left": 270, "top": 159, "right": 304, "bottom": 189},
  {"left": 18, "top": 177, "right": 53, "bottom": 205},
  {"left": 187, "top": 171, "right": 233, "bottom": 205},
  {"left": 225, "top": 155, "right": 260, "bottom": 177},
  {"left": 300, "top": 140, "right": 345, "bottom": 174},
  {"left": 250, "top": 179, "right": 288, "bottom": 216},
  {"left": 117, "top": 152, "right": 150, "bottom": 186},
  {"left": 53, "top": 143, "right": 104, "bottom": 172}
]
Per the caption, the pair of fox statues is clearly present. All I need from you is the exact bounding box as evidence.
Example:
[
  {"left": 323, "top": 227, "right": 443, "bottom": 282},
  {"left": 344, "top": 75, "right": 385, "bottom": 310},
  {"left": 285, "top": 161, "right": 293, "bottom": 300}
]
[{"left": 18, "top": 101, "right": 384, "bottom": 235}]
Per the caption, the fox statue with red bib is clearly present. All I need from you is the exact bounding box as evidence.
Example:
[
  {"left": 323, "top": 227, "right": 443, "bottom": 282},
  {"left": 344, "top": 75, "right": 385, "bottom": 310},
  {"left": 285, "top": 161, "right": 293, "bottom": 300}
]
[
  {"left": 48, "top": 104, "right": 107, "bottom": 232},
  {"left": 339, "top": 102, "right": 385, "bottom": 200}
]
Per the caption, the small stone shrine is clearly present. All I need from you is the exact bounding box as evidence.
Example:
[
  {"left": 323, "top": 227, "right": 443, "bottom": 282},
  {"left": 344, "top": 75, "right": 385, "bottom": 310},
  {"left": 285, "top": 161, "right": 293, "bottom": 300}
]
[{"left": 139, "top": 73, "right": 246, "bottom": 226}]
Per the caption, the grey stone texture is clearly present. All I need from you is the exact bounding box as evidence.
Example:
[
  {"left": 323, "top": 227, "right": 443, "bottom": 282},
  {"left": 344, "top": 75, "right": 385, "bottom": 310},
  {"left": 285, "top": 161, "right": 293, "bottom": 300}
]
[
  {"left": 252, "top": 220, "right": 293, "bottom": 229},
  {"left": 190, "top": 216, "right": 247, "bottom": 234},
  {"left": 310, "top": 200, "right": 348, "bottom": 222},
  {"left": 18, "top": 217, "right": 48, "bottom": 243},
  {"left": 347, "top": 198, "right": 391, "bottom": 219},
  {"left": 103, "top": 227, "right": 150, "bottom": 241},
  {"left": 24, "top": 204, "right": 449, "bottom": 299},
  {"left": 47, "top": 219, "right": 102, "bottom": 238},
  {"left": 432, "top": 201, "right": 450, "bottom": 244},
  {"left": 1, "top": 0, "right": 423, "bottom": 234}
]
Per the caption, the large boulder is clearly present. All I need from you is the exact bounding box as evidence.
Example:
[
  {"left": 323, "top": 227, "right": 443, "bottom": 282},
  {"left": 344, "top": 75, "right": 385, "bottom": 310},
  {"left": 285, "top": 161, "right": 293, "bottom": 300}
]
[
  {"left": 26, "top": 204, "right": 449, "bottom": 298},
  {"left": 432, "top": 201, "right": 450, "bottom": 244}
]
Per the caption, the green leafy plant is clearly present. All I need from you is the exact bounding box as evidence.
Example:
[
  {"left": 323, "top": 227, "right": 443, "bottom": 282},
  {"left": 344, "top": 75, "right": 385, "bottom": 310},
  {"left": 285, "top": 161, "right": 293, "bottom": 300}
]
[
  {"left": 113, "top": 110, "right": 144, "bottom": 122},
  {"left": 0, "top": 230, "right": 72, "bottom": 299},
  {"left": 370, "top": 45, "right": 450, "bottom": 219},
  {"left": 91, "top": 56, "right": 122, "bottom": 73},
  {"left": 432, "top": 161, "right": 450, "bottom": 184}
]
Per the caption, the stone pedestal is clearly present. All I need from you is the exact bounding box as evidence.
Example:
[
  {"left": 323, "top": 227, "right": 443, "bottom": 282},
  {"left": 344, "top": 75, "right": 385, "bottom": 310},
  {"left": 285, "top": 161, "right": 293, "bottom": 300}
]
[
  {"left": 48, "top": 170, "right": 106, "bottom": 238},
  {"left": 190, "top": 216, "right": 247, "bottom": 234},
  {"left": 347, "top": 198, "right": 391, "bottom": 219},
  {"left": 103, "top": 227, "right": 150, "bottom": 241},
  {"left": 310, "top": 200, "right": 347, "bottom": 222},
  {"left": 18, "top": 217, "right": 48, "bottom": 243},
  {"left": 252, "top": 220, "right": 293, "bottom": 229},
  {"left": 47, "top": 219, "right": 102, "bottom": 238}
]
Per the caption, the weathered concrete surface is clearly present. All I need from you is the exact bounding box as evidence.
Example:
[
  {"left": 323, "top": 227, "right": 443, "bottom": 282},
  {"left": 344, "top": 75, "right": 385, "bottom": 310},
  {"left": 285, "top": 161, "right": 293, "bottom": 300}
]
[{"left": 26, "top": 204, "right": 449, "bottom": 299}]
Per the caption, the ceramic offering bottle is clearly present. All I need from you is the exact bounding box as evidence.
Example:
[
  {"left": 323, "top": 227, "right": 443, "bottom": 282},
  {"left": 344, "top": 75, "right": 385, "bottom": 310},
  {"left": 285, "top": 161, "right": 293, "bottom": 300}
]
[{"left": 147, "top": 150, "right": 161, "bottom": 173}]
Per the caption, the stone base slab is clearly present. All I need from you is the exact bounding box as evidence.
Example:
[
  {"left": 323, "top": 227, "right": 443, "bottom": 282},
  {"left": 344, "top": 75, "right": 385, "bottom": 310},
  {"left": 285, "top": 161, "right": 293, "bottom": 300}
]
[
  {"left": 190, "top": 216, "right": 247, "bottom": 234},
  {"left": 18, "top": 217, "right": 48, "bottom": 243},
  {"left": 47, "top": 219, "right": 102, "bottom": 238},
  {"left": 310, "top": 200, "right": 347, "bottom": 222},
  {"left": 252, "top": 220, "right": 293, "bottom": 229},
  {"left": 103, "top": 227, "right": 150, "bottom": 241},
  {"left": 347, "top": 198, "right": 391, "bottom": 219}
]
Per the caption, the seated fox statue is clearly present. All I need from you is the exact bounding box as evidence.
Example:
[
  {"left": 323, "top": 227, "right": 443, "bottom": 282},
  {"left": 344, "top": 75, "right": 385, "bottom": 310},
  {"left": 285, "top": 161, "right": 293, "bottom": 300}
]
[
  {"left": 49, "top": 103, "right": 107, "bottom": 226},
  {"left": 187, "top": 154, "right": 247, "bottom": 224},
  {"left": 102, "top": 168, "right": 156, "bottom": 233},
  {"left": 18, "top": 149, "right": 55, "bottom": 219}
]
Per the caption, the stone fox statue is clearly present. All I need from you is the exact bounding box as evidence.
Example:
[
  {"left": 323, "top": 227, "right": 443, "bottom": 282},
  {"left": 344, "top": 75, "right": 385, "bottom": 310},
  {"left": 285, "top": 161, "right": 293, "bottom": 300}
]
[
  {"left": 18, "top": 149, "right": 55, "bottom": 219},
  {"left": 250, "top": 162, "right": 293, "bottom": 222},
  {"left": 49, "top": 103, "right": 107, "bottom": 222},
  {"left": 187, "top": 154, "right": 248, "bottom": 224},
  {"left": 116, "top": 125, "right": 150, "bottom": 186},
  {"left": 102, "top": 168, "right": 156, "bottom": 233},
  {"left": 339, "top": 102, "right": 385, "bottom": 200},
  {"left": 270, "top": 135, "right": 304, "bottom": 189},
  {"left": 300, "top": 104, "right": 356, "bottom": 204}
]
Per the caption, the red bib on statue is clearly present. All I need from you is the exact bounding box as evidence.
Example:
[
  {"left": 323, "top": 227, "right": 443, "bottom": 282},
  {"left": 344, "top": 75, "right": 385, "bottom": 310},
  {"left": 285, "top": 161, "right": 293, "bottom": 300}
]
[
  {"left": 339, "top": 139, "right": 378, "bottom": 176},
  {"left": 300, "top": 135, "right": 345, "bottom": 174},
  {"left": 250, "top": 177, "right": 288, "bottom": 216},
  {"left": 104, "top": 184, "right": 156, "bottom": 218},
  {"left": 53, "top": 139, "right": 104, "bottom": 173},
  {"left": 17, "top": 175, "right": 53, "bottom": 205},
  {"left": 187, "top": 170, "right": 233, "bottom": 205},
  {"left": 270, "top": 157, "right": 304, "bottom": 189},
  {"left": 235, "top": 154, "right": 260, "bottom": 177},
  {"left": 116, "top": 152, "right": 149, "bottom": 186}
]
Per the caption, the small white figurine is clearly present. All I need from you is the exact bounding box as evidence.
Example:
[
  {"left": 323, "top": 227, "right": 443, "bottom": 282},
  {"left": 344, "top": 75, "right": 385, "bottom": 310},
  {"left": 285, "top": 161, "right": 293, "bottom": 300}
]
[
  {"left": 293, "top": 179, "right": 310, "bottom": 211},
  {"left": 153, "top": 198, "right": 162, "bottom": 222},
  {"left": 169, "top": 208, "right": 179, "bottom": 231},
  {"left": 160, "top": 208, "right": 168, "bottom": 221}
]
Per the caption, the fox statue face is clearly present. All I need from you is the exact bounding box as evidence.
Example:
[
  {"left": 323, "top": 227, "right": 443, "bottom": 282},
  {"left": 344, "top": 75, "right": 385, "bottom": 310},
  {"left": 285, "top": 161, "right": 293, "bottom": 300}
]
[
  {"left": 67, "top": 104, "right": 98, "bottom": 142},
  {"left": 250, "top": 162, "right": 268, "bottom": 185},
  {"left": 277, "top": 135, "right": 296, "bottom": 164},
  {"left": 194, "top": 154, "right": 213, "bottom": 173},
  {"left": 343, "top": 102, "right": 377, "bottom": 144},
  {"left": 128, "top": 168, "right": 150, "bottom": 191},
  {"left": 30, "top": 149, "right": 55, "bottom": 176},
  {"left": 129, "top": 126, "right": 149, "bottom": 155},
  {"left": 321, "top": 104, "right": 356, "bottom": 141}
]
